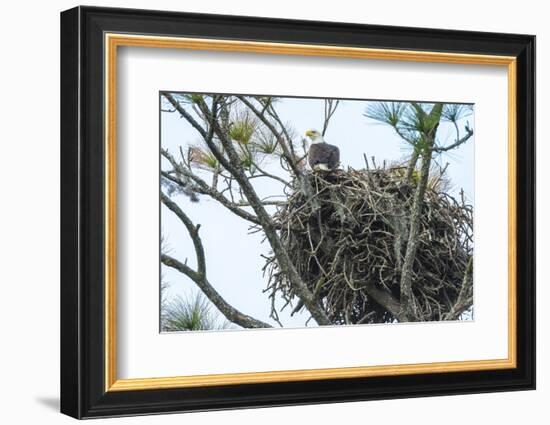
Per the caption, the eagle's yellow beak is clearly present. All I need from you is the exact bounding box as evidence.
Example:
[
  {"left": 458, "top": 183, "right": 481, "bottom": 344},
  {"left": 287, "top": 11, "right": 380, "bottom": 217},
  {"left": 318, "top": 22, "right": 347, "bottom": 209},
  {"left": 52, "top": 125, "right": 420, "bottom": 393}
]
[{"left": 305, "top": 129, "right": 314, "bottom": 137}]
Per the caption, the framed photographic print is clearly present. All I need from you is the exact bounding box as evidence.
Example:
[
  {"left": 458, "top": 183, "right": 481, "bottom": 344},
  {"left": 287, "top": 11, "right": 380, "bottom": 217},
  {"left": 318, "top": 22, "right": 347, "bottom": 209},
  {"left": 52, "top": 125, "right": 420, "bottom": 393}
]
[{"left": 60, "top": 5, "right": 535, "bottom": 419}]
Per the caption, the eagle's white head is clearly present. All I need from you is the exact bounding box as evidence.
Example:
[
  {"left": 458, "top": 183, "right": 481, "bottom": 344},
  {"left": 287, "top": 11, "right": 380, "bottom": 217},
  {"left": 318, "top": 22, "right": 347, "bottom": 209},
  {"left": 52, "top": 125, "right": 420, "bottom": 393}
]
[{"left": 305, "top": 129, "right": 325, "bottom": 144}]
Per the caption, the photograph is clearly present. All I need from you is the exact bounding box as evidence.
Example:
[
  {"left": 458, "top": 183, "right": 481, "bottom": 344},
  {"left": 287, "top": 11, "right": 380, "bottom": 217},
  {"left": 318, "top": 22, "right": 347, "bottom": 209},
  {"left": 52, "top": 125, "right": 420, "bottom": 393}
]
[
  {"left": 159, "top": 93, "right": 475, "bottom": 331},
  {"left": 58, "top": 5, "right": 535, "bottom": 418}
]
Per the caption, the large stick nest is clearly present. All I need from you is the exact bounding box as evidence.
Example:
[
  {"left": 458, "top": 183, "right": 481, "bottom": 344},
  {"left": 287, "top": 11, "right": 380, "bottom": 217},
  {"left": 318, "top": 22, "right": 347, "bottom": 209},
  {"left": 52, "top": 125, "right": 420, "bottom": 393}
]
[{"left": 264, "top": 166, "right": 473, "bottom": 325}]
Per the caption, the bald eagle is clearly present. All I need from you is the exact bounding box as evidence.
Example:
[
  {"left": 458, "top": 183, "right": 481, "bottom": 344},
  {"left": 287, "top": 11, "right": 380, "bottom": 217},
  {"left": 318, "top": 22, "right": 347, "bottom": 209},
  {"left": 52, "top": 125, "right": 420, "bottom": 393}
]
[{"left": 305, "top": 129, "right": 340, "bottom": 171}]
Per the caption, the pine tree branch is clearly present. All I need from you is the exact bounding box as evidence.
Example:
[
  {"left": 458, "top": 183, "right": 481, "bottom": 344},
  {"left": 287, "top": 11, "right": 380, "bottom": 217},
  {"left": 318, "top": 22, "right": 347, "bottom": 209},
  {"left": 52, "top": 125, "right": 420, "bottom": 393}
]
[
  {"left": 434, "top": 127, "right": 474, "bottom": 152},
  {"left": 162, "top": 93, "right": 208, "bottom": 139},
  {"left": 237, "top": 95, "right": 303, "bottom": 178},
  {"left": 201, "top": 96, "right": 331, "bottom": 326},
  {"left": 161, "top": 254, "right": 272, "bottom": 329},
  {"left": 164, "top": 93, "right": 331, "bottom": 326},
  {"left": 399, "top": 103, "right": 443, "bottom": 321},
  {"left": 161, "top": 191, "right": 271, "bottom": 328}
]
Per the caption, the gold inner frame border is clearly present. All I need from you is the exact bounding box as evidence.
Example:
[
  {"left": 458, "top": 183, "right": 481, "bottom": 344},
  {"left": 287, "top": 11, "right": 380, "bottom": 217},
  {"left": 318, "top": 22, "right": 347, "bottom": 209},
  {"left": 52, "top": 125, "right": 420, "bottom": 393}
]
[{"left": 104, "top": 33, "right": 517, "bottom": 392}]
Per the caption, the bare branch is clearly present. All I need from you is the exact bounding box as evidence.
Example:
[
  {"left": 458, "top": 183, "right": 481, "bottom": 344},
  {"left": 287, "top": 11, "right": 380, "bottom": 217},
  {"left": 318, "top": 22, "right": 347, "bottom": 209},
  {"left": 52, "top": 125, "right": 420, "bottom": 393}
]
[
  {"left": 161, "top": 191, "right": 206, "bottom": 277},
  {"left": 199, "top": 96, "right": 331, "bottom": 325},
  {"left": 434, "top": 124, "right": 474, "bottom": 152},
  {"left": 322, "top": 99, "right": 340, "bottom": 136},
  {"left": 162, "top": 93, "right": 208, "bottom": 139},
  {"left": 237, "top": 95, "right": 303, "bottom": 178},
  {"left": 161, "top": 190, "right": 271, "bottom": 328},
  {"left": 161, "top": 149, "right": 261, "bottom": 225},
  {"left": 162, "top": 254, "right": 272, "bottom": 329}
]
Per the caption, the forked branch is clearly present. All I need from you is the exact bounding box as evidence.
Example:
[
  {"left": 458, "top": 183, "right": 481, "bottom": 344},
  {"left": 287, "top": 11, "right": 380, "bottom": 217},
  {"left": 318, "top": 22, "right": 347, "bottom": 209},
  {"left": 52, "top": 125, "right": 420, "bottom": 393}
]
[{"left": 161, "top": 191, "right": 271, "bottom": 328}]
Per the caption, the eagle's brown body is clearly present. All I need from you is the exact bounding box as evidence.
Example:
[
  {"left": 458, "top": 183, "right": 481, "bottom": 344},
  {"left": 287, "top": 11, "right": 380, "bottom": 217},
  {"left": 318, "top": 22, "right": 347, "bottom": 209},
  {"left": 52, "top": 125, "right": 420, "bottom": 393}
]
[{"left": 308, "top": 142, "right": 340, "bottom": 170}]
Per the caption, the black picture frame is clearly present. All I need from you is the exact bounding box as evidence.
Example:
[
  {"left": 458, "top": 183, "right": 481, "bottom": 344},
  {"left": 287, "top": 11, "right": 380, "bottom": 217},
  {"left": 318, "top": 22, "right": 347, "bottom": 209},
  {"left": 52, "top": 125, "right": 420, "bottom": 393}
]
[{"left": 61, "top": 5, "right": 536, "bottom": 419}]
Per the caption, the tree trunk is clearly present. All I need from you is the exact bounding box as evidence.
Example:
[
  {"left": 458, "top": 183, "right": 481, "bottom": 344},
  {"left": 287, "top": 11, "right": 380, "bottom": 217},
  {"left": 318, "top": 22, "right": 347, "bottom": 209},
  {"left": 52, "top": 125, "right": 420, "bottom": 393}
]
[{"left": 399, "top": 146, "right": 433, "bottom": 320}]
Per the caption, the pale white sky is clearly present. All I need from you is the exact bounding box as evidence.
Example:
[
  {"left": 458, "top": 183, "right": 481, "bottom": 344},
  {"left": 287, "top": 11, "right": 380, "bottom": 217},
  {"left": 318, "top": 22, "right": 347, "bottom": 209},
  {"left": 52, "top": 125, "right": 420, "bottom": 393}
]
[{"left": 160, "top": 95, "right": 474, "bottom": 329}]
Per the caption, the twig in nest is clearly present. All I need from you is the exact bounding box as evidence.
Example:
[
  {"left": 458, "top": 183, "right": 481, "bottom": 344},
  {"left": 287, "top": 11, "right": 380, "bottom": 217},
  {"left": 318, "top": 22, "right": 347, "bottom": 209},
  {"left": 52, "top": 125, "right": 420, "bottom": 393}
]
[{"left": 264, "top": 165, "right": 473, "bottom": 324}]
